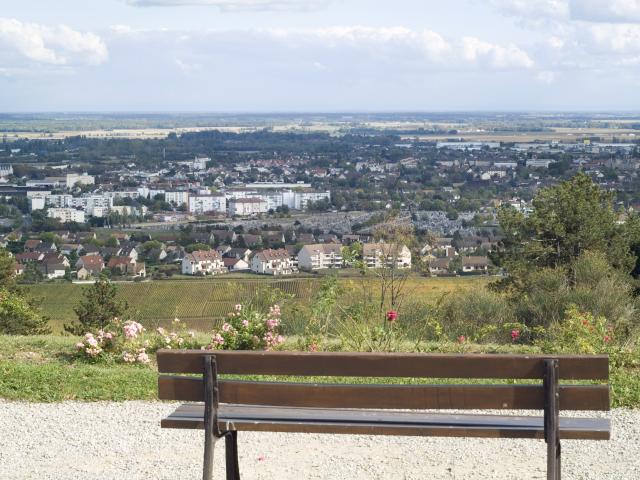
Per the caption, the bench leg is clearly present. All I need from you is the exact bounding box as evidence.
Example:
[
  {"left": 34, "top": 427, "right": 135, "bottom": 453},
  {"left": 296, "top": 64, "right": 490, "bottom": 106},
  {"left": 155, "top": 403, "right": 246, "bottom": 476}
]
[
  {"left": 203, "top": 429, "right": 217, "bottom": 480},
  {"left": 544, "top": 359, "right": 561, "bottom": 480},
  {"left": 547, "top": 438, "right": 561, "bottom": 480},
  {"left": 225, "top": 431, "right": 240, "bottom": 480}
]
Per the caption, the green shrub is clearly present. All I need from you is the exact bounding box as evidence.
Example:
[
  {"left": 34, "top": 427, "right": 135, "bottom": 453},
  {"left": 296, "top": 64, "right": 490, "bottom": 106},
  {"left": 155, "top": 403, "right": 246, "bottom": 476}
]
[
  {"left": 515, "top": 252, "right": 639, "bottom": 332},
  {"left": 537, "top": 305, "right": 612, "bottom": 355},
  {"left": 65, "top": 277, "right": 129, "bottom": 336},
  {"left": 434, "top": 288, "right": 515, "bottom": 342},
  {"left": 0, "top": 288, "right": 50, "bottom": 335}
]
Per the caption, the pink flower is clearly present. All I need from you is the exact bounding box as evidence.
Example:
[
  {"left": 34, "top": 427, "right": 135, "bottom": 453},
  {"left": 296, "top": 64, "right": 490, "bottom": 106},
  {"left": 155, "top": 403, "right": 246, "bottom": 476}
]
[
  {"left": 123, "top": 321, "right": 144, "bottom": 339},
  {"left": 122, "top": 352, "right": 136, "bottom": 363},
  {"left": 242, "top": 320, "right": 249, "bottom": 328},
  {"left": 604, "top": 335, "right": 611, "bottom": 343},
  {"left": 75, "top": 342, "right": 84, "bottom": 350},
  {"left": 136, "top": 350, "right": 150, "bottom": 364},
  {"left": 87, "top": 336, "right": 98, "bottom": 347},
  {"left": 457, "top": 335, "right": 466, "bottom": 343},
  {"left": 511, "top": 329, "right": 520, "bottom": 341},
  {"left": 266, "top": 318, "right": 280, "bottom": 330},
  {"left": 235, "top": 304, "right": 242, "bottom": 312},
  {"left": 386, "top": 310, "right": 398, "bottom": 322},
  {"left": 212, "top": 334, "right": 225, "bottom": 346},
  {"left": 269, "top": 305, "right": 281, "bottom": 317},
  {"left": 222, "top": 323, "right": 232, "bottom": 332}
]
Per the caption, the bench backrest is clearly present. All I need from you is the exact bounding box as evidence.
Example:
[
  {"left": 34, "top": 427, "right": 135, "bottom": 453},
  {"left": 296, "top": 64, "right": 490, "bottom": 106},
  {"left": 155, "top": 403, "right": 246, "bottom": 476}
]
[{"left": 157, "top": 350, "right": 610, "bottom": 411}]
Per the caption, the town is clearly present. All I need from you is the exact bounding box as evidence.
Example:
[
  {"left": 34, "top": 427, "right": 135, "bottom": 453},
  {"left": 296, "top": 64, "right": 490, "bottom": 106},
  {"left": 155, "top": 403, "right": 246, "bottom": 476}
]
[{"left": 1, "top": 115, "right": 638, "bottom": 282}]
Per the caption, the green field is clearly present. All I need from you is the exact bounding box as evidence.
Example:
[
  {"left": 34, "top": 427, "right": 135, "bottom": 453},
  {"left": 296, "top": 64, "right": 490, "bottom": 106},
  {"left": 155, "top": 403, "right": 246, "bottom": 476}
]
[{"left": 27, "top": 276, "right": 489, "bottom": 333}]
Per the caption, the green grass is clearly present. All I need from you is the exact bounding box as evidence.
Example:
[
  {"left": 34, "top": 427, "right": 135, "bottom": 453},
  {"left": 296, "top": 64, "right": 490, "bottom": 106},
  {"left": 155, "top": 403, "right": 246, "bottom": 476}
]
[
  {"left": 1, "top": 334, "right": 638, "bottom": 407},
  {"left": 26, "top": 276, "right": 488, "bottom": 333}
]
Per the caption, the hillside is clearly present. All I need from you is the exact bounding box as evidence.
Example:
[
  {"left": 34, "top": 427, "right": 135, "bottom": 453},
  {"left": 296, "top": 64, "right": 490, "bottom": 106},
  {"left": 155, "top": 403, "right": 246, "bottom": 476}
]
[{"left": 27, "top": 276, "right": 489, "bottom": 332}]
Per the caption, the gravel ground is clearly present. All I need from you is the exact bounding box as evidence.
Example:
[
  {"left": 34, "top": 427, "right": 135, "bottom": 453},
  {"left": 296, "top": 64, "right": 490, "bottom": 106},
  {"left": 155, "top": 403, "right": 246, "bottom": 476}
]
[{"left": 0, "top": 401, "right": 638, "bottom": 480}]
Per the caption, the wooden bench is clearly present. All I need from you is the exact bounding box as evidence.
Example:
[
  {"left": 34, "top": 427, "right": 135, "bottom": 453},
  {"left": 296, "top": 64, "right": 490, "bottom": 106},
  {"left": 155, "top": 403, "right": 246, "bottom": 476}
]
[{"left": 157, "top": 350, "right": 610, "bottom": 480}]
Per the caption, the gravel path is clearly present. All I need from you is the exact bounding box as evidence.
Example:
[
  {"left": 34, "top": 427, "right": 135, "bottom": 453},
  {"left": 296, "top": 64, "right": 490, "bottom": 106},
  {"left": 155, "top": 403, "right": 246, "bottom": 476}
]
[{"left": 0, "top": 401, "right": 638, "bottom": 479}]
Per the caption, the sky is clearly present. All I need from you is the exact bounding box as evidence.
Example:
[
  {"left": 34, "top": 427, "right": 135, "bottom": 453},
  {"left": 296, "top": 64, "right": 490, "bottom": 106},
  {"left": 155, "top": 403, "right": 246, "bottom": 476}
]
[{"left": 2, "top": 0, "right": 640, "bottom": 112}]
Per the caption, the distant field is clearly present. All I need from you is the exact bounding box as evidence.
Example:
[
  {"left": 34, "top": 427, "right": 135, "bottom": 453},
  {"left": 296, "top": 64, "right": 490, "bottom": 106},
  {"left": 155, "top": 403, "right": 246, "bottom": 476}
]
[
  {"left": 27, "top": 276, "right": 489, "bottom": 333},
  {"left": 406, "top": 127, "right": 640, "bottom": 143},
  {"left": 4, "top": 121, "right": 638, "bottom": 142}
]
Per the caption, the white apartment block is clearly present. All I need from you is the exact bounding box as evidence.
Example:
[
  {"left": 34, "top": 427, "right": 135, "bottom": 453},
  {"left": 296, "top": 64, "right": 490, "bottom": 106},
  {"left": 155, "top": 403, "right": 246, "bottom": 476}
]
[
  {"left": 165, "top": 191, "right": 189, "bottom": 206},
  {"left": 110, "top": 205, "right": 148, "bottom": 217},
  {"left": 224, "top": 189, "right": 258, "bottom": 200},
  {"left": 107, "top": 190, "right": 140, "bottom": 200},
  {"left": 26, "top": 190, "right": 51, "bottom": 198},
  {"left": 137, "top": 187, "right": 166, "bottom": 199},
  {"left": 66, "top": 173, "right": 95, "bottom": 189},
  {"left": 188, "top": 194, "right": 226, "bottom": 215},
  {"left": 81, "top": 195, "right": 114, "bottom": 216},
  {"left": 46, "top": 194, "right": 74, "bottom": 208},
  {"left": 298, "top": 244, "right": 343, "bottom": 271},
  {"left": 181, "top": 250, "right": 226, "bottom": 275},
  {"left": 362, "top": 243, "right": 412, "bottom": 269},
  {"left": 224, "top": 188, "right": 330, "bottom": 211},
  {"left": 293, "top": 190, "right": 331, "bottom": 210},
  {"left": 228, "top": 197, "right": 268, "bottom": 216},
  {"left": 47, "top": 208, "right": 85, "bottom": 223},
  {"left": 29, "top": 197, "right": 46, "bottom": 211},
  {"left": 250, "top": 249, "right": 295, "bottom": 276}
]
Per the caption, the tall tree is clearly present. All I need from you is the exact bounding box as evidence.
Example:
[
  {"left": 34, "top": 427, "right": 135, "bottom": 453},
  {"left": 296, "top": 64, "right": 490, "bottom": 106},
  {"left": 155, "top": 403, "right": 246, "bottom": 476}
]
[
  {"left": 492, "top": 173, "right": 634, "bottom": 292},
  {"left": 65, "top": 276, "right": 129, "bottom": 335}
]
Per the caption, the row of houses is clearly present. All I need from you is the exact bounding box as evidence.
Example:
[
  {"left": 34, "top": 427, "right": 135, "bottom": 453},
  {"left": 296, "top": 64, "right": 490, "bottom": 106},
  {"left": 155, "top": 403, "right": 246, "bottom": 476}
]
[
  {"left": 427, "top": 256, "right": 491, "bottom": 275},
  {"left": 14, "top": 237, "right": 146, "bottom": 280},
  {"left": 181, "top": 243, "right": 412, "bottom": 276}
]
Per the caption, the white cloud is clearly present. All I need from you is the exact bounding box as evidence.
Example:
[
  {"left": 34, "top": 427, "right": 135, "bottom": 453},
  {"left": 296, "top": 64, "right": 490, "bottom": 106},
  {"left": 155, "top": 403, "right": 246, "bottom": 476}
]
[
  {"left": 583, "top": 23, "right": 640, "bottom": 53},
  {"left": 461, "top": 36, "right": 534, "bottom": 69},
  {"left": 570, "top": 0, "right": 640, "bottom": 23},
  {"left": 125, "top": 0, "right": 330, "bottom": 10},
  {"left": 256, "top": 27, "right": 532, "bottom": 70},
  {"left": 273, "top": 26, "right": 453, "bottom": 63},
  {"left": 492, "top": 0, "right": 640, "bottom": 24},
  {"left": 0, "top": 18, "right": 108, "bottom": 66},
  {"left": 489, "top": 0, "right": 569, "bottom": 19}
]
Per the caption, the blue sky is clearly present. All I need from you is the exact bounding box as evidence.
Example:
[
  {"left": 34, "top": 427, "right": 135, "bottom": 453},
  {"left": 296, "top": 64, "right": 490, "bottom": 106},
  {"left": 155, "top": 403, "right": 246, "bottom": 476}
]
[{"left": 2, "top": 0, "right": 640, "bottom": 112}]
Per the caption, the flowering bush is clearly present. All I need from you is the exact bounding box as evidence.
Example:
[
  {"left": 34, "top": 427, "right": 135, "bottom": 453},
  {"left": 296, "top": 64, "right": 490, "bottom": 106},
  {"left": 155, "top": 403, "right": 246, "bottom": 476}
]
[
  {"left": 537, "top": 305, "right": 613, "bottom": 354},
  {"left": 153, "top": 318, "right": 199, "bottom": 351},
  {"left": 204, "top": 304, "right": 285, "bottom": 351},
  {"left": 75, "top": 318, "right": 151, "bottom": 364}
]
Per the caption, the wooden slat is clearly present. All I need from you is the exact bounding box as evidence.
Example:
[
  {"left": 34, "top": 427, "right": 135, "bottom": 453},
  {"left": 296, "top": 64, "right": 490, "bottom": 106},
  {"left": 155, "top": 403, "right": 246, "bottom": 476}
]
[
  {"left": 158, "top": 376, "right": 610, "bottom": 411},
  {"left": 160, "top": 404, "right": 611, "bottom": 440},
  {"left": 156, "top": 350, "right": 609, "bottom": 380}
]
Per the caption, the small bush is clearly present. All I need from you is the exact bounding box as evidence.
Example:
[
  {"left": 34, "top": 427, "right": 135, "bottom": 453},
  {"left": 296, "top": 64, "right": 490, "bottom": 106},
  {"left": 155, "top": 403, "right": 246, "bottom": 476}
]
[
  {"left": 434, "top": 288, "right": 515, "bottom": 342},
  {"left": 74, "top": 317, "right": 200, "bottom": 364},
  {"left": 203, "top": 304, "right": 285, "bottom": 350},
  {"left": 0, "top": 288, "right": 50, "bottom": 335},
  {"left": 537, "top": 305, "right": 612, "bottom": 355}
]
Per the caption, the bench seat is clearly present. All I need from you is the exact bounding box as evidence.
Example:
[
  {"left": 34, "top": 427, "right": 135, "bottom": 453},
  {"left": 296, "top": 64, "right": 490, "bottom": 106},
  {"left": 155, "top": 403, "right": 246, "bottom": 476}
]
[{"left": 162, "top": 403, "right": 610, "bottom": 440}]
